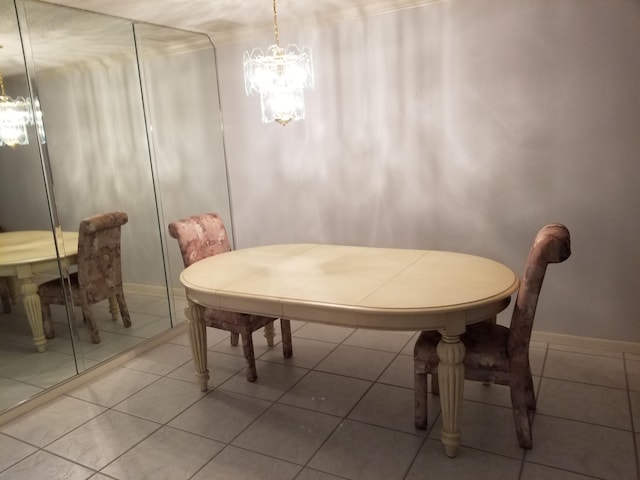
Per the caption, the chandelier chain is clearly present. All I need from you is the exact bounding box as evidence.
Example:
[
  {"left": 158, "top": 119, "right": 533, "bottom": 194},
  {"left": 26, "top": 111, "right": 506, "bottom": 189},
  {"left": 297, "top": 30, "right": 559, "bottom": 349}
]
[{"left": 272, "top": 0, "right": 280, "bottom": 47}]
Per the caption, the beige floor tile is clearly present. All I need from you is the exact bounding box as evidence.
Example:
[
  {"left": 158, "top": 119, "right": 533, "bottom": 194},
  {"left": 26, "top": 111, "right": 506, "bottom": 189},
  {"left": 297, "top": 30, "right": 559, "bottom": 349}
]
[
  {"left": 68, "top": 366, "right": 160, "bottom": 407},
  {"left": 530, "top": 346, "right": 546, "bottom": 377},
  {"left": 279, "top": 370, "right": 371, "bottom": 416},
  {"left": 307, "top": 419, "right": 423, "bottom": 480},
  {"left": 0, "top": 450, "right": 93, "bottom": 480},
  {"left": 543, "top": 349, "right": 626, "bottom": 388},
  {"left": 1, "top": 396, "right": 106, "bottom": 447},
  {"left": 521, "top": 462, "right": 603, "bottom": 479},
  {"left": 46, "top": 410, "right": 159, "bottom": 470},
  {"left": 343, "top": 329, "right": 414, "bottom": 353},
  {"left": 630, "top": 391, "right": 640, "bottom": 432},
  {"left": 314, "top": 344, "right": 395, "bottom": 381},
  {"left": 258, "top": 337, "right": 337, "bottom": 369},
  {"left": 113, "top": 377, "right": 206, "bottom": 424},
  {"left": 430, "top": 400, "right": 525, "bottom": 459},
  {"left": 377, "top": 353, "right": 414, "bottom": 389},
  {"left": 293, "top": 323, "right": 355, "bottom": 344},
  {"left": 0, "top": 433, "right": 37, "bottom": 472},
  {"left": 526, "top": 415, "right": 637, "bottom": 480},
  {"left": 102, "top": 426, "right": 224, "bottom": 480},
  {"left": 191, "top": 445, "right": 301, "bottom": 480},
  {"left": 168, "top": 390, "right": 271, "bottom": 443},
  {"left": 218, "top": 360, "right": 308, "bottom": 401},
  {"left": 166, "top": 352, "right": 247, "bottom": 388},
  {"left": 627, "top": 359, "right": 640, "bottom": 391},
  {"left": 123, "top": 343, "right": 192, "bottom": 376},
  {"left": 295, "top": 469, "right": 345, "bottom": 480},
  {"left": 349, "top": 383, "right": 434, "bottom": 435},
  {"left": 548, "top": 343, "right": 623, "bottom": 358},
  {"left": 169, "top": 328, "right": 230, "bottom": 349},
  {"left": 232, "top": 403, "right": 341, "bottom": 464},
  {"left": 406, "top": 439, "right": 522, "bottom": 479},
  {"left": 537, "top": 378, "right": 631, "bottom": 429},
  {"left": 0, "top": 377, "right": 43, "bottom": 411}
]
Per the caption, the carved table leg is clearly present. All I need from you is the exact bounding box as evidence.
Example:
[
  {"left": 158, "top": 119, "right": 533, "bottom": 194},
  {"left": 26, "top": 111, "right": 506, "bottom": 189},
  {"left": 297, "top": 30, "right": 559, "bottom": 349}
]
[
  {"left": 19, "top": 276, "right": 47, "bottom": 352},
  {"left": 436, "top": 332, "right": 466, "bottom": 458},
  {"left": 185, "top": 301, "right": 209, "bottom": 392}
]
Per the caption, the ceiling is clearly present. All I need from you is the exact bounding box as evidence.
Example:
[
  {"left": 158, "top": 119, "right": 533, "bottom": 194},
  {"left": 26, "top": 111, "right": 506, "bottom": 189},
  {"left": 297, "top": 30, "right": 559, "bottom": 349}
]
[
  {"left": 41, "top": 0, "right": 439, "bottom": 41},
  {"left": 0, "top": 0, "right": 437, "bottom": 77}
]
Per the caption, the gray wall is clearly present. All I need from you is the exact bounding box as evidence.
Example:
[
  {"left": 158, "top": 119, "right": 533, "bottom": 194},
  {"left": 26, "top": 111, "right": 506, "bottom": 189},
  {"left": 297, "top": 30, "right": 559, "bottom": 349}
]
[{"left": 214, "top": 0, "right": 640, "bottom": 343}]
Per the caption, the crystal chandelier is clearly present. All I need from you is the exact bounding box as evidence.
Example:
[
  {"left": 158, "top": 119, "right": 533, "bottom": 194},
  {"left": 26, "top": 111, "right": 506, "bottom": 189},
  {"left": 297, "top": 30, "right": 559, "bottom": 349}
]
[
  {"left": 0, "top": 70, "right": 33, "bottom": 147},
  {"left": 243, "top": 0, "right": 314, "bottom": 126}
]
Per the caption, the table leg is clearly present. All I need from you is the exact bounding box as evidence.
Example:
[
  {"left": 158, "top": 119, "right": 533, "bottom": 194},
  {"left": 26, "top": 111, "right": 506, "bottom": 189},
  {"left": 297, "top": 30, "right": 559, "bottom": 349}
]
[
  {"left": 185, "top": 301, "right": 209, "bottom": 392},
  {"left": 436, "top": 332, "right": 466, "bottom": 458},
  {"left": 19, "top": 276, "right": 47, "bottom": 352}
]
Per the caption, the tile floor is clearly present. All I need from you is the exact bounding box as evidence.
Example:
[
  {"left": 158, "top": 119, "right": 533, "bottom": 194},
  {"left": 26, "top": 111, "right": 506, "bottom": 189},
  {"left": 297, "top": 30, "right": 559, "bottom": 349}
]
[
  {"left": 1, "top": 320, "right": 639, "bottom": 480},
  {"left": 0, "top": 290, "right": 177, "bottom": 411}
]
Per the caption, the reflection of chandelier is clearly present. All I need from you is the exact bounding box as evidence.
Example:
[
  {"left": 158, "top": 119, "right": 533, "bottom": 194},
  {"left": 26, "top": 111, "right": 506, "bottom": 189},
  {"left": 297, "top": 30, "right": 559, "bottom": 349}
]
[
  {"left": 0, "top": 70, "right": 45, "bottom": 148},
  {"left": 243, "top": 0, "right": 314, "bottom": 126}
]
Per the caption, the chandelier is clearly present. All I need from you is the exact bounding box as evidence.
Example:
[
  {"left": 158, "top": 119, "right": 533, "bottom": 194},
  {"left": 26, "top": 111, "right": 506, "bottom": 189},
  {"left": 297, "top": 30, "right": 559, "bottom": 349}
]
[
  {"left": 243, "top": 0, "right": 314, "bottom": 126},
  {"left": 0, "top": 69, "right": 45, "bottom": 148}
]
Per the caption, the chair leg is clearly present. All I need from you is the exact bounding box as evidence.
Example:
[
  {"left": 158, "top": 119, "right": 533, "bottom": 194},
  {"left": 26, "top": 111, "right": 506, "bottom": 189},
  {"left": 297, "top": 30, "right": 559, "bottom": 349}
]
[
  {"left": 108, "top": 296, "right": 119, "bottom": 321},
  {"left": 431, "top": 371, "right": 440, "bottom": 395},
  {"left": 241, "top": 332, "right": 258, "bottom": 382},
  {"left": 280, "top": 319, "right": 293, "bottom": 358},
  {"left": 82, "top": 306, "right": 101, "bottom": 344},
  {"left": 115, "top": 293, "right": 131, "bottom": 328},
  {"left": 264, "top": 321, "right": 275, "bottom": 347},
  {"left": 510, "top": 384, "right": 534, "bottom": 448},
  {"left": 42, "top": 302, "right": 55, "bottom": 338},
  {"left": 414, "top": 362, "right": 429, "bottom": 430},
  {"left": 230, "top": 332, "right": 239, "bottom": 346}
]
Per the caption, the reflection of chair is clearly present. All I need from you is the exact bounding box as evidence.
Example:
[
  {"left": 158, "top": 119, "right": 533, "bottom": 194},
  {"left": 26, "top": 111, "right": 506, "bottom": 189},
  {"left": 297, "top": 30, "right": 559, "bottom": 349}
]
[
  {"left": 0, "top": 225, "right": 13, "bottom": 313},
  {"left": 414, "top": 224, "right": 571, "bottom": 448},
  {"left": 168, "top": 212, "right": 293, "bottom": 382},
  {"left": 38, "top": 212, "right": 132, "bottom": 343}
]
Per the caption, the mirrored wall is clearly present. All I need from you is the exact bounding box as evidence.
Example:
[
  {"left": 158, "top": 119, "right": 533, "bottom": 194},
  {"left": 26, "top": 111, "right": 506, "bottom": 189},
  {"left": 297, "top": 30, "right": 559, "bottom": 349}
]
[{"left": 0, "top": 0, "right": 231, "bottom": 415}]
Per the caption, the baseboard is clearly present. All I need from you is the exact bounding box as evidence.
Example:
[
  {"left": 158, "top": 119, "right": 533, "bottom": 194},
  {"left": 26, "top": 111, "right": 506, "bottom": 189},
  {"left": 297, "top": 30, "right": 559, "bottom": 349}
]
[
  {"left": 0, "top": 323, "right": 187, "bottom": 427},
  {"left": 532, "top": 330, "right": 640, "bottom": 355}
]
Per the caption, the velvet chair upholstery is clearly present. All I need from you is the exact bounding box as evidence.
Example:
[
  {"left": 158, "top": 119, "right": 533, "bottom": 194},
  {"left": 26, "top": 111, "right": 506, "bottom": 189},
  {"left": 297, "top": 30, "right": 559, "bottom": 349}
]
[
  {"left": 0, "top": 225, "right": 14, "bottom": 313},
  {"left": 38, "top": 211, "right": 132, "bottom": 343},
  {"left": 414, "top": 224, "right": 571, "bottom": 448},
  {"left": 168, "top": 212, "right": 293, "bottom": 382}
]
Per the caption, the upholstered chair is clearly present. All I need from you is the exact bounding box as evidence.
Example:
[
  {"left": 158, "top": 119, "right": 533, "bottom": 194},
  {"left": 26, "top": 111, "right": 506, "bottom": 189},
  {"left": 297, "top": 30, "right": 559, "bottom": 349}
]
[
  {"left": 168, "top": 212, "right": 293, "bottom": 382},
  {"left": 38, "top": 211, "right": 132, "bottom": 343},
  {"left": 414, "top": 224, "right": 571, "bottom": 448},
  {"left": 0, "top": 225, "right": 13, "bottom": 313}
]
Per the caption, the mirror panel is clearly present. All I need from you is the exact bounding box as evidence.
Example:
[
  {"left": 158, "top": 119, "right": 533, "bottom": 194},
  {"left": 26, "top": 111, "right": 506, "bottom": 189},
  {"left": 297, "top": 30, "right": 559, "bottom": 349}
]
[{"left": 0, "top": 0, "right": 231, "bottom": 416}]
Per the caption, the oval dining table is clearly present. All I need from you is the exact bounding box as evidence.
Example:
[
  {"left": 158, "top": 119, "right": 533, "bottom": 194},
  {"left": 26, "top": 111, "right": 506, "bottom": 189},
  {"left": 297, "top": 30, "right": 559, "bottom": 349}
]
[
  {"left": 179, "top": 243, "right": 519, "bottom": 457},
  {"left": 0, "top": 229, "right": 78, "bottom": 352}
]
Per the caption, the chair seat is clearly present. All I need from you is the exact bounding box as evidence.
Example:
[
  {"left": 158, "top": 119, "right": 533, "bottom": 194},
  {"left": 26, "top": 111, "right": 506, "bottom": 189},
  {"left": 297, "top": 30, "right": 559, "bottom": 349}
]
[
  {"left": 202, "top": 308, "right": 275, "bottom": 330},
  {"left": 38, "top": 272, "right": 79, "bottom": 302},
  {"left": 415, "top": 322, "right": 510, "bottom": 373}
]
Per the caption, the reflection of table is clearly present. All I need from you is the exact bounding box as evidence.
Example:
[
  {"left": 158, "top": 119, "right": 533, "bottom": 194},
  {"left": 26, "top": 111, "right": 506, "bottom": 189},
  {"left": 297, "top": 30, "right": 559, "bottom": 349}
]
[
  {"left": 0, "top": 230, "right": 78, "bottom": 352},
  {"left": 180, "top": 243, "right": 519, "bottom": 457}
]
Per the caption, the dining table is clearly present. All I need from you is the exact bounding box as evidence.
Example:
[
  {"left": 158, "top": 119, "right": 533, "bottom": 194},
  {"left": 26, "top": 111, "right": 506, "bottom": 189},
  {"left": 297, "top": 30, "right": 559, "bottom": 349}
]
[
  {"left": 0, "top": 229, "right": 79, "bottom": 352},
  {"left": 179, "top": 243, "right": 520, "bottom": 457}
]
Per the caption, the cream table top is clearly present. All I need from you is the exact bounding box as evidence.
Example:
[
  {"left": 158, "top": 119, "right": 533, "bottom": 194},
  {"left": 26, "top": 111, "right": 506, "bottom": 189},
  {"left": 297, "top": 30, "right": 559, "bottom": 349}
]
[{"left": 180, "top": 243, "right": 520, "bottom": 334}]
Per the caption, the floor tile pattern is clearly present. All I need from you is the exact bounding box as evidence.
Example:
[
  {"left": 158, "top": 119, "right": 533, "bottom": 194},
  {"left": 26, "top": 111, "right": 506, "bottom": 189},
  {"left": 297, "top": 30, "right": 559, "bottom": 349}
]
[{"left": 0, "top": 321, "right": 639, "bottom": 480}]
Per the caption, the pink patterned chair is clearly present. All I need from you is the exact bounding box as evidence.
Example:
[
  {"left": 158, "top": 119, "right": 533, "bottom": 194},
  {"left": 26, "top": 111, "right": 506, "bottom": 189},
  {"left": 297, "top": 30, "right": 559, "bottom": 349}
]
[
  {"left": 0, "top": 225, "right": 12, "bottom": 313},
  {"left": 413, "top": 224, "right": 571, "bottom": 448},
  {"left": 168, "top": 212, "right": 293, "bottom": 382},
  {"left": 38, "top": 212, "right": 132, "bottom": 343}
]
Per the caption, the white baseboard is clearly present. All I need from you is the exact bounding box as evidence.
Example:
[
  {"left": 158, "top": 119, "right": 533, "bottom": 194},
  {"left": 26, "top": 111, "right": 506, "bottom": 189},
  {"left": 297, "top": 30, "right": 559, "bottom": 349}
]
[{"left": 532, "top": 330, "right": 640, "bottom": 355}]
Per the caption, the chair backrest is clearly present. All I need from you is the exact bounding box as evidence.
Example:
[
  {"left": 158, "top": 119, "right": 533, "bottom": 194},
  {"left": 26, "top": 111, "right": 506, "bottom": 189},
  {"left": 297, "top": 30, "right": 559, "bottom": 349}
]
[
  {"left": 77, "top": 211, "right": 128, "bottom": 302},
  {"left": 168, "top": 213, "right": 231, "bottom": 267},
  {"left": 507, "top": 223, "right": 571, "bottom": 357}
]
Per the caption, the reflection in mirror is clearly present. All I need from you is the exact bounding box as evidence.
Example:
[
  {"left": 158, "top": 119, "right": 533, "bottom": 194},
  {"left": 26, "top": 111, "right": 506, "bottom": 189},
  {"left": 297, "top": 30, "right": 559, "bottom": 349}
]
[
  {"left": 20, "top": 0, "right": 173, "bottom": 370},
  {"left": 0, "top": 0, "right": 79, "bottom": 412},
  {"left": 0, "top": 0, "right": 231, "bottom": 416}
]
